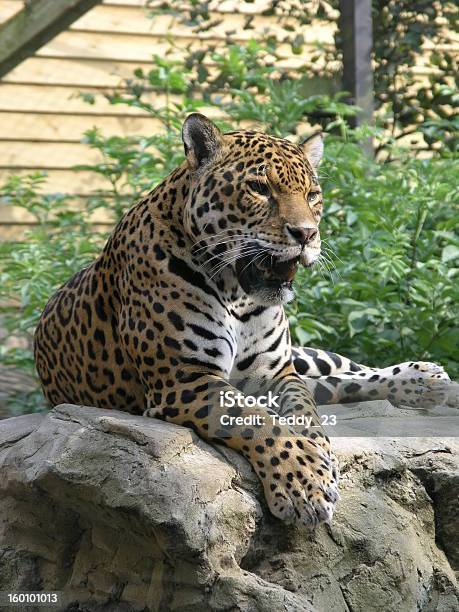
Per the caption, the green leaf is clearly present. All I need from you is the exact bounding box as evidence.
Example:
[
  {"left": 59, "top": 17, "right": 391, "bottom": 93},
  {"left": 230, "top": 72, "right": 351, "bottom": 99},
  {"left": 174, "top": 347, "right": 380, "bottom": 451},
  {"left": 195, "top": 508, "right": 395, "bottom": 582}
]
[
  {"left": 442, "top": 245, "right": 459, "bottom": 263},
  {"left": 347, "top": 311, "right": 368, "bottom": 337}
]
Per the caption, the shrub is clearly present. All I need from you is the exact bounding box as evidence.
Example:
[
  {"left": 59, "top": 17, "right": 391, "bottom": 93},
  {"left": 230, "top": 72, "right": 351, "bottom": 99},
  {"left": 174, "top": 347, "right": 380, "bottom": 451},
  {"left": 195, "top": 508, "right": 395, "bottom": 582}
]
[
  {"left": 289, "top": 134, "right": 459, "bottom": 376},
  {"left": 0, "top": 174, "right": 107, "bottom": 413}
]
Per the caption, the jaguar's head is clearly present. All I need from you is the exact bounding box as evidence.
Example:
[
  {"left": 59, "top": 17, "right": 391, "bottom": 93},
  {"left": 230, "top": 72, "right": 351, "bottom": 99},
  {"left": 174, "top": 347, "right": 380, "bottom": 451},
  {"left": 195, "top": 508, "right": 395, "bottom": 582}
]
[{"left": 182, "top": 113, "right": 324, "bottom": 305}]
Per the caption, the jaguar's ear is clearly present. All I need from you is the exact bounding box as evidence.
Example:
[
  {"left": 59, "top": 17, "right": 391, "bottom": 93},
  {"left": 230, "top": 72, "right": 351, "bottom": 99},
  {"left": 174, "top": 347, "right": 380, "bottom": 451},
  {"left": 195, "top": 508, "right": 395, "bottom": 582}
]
[
  {"left": 182, "top": 113, "right": 224, "bottom": 172},
  {"left": 301, "top": 132, "right": 324, "bottom": 169}
]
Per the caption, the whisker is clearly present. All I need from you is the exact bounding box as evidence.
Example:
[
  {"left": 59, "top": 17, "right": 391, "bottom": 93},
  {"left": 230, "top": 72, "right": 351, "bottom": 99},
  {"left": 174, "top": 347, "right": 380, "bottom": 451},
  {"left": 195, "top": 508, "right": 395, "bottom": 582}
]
[
  {"left": 191, "top": 227, "right": 241, "bottom": 244},
  {"left": 191, "top": 229, "right": 253, "bottom": 249},
  {"left": 238, "top": 249, "right": 269, "bottom": 277},
  {"left": 315, "top": 261, "right": 327, "bottom": 282},
  {"left": 191, "top": 234, "right": 254, "bottom": 255},
  {"left": 321, "top": 246, "right": 344, "bottom": 271},
  {"left": 206, "top": 247, "right": 260, "bottom": 274},
  {"left": 192, "top": 236, "right": 249, "bottom": 255},
  {"left": 208, "top": 245, "right": 273, "bottom": 279},
  {"left": 320, "top": 251, "right": 337, "bottom": 271},
  {"left": 320, "top": 240, "right": 344, "bottom": 266},
  {"left": 204, "top": 244, "right": 256, "bottom": 265},
  {"left": 207, "top": 248, "right": 261, "bottom": 278},
  {"left": 317, "top": 254, "right": 336, "bottom": 285},
  {"left": 211, "top": 246, "right": 261, "bottom": 264}
]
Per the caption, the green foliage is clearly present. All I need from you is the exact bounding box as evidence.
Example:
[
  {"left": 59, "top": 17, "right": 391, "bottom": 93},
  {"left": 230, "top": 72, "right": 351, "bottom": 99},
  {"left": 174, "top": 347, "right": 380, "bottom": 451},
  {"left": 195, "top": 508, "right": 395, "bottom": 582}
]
[
  {"left": 146, "top": 0, "right": 458, "bottom": 153},
  {"left": 289, "top": 137, "right": 459, "bottom": 376},
  {"left": 0, "top": 174, "right": 109, "bottom": 412},
  {"left": 204, "top": 42, "right": 276, "bottom": 93},
  {"left": 369, "top": 0, "right": 458, "bottom": 153},
  {"left": 76, "top": 128, "right": 183, "bottom": 219},
  {"left": 0, "top": 174, "right": 104, "bottom": 334},
  {"left": 225, "top": 81, "right": 356, "bottom": 137}
]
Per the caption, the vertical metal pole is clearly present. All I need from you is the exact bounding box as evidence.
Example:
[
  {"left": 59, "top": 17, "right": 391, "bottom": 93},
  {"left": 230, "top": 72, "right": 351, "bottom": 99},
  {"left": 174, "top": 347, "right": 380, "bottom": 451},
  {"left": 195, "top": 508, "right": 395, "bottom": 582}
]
[{"left": 339, "top": 0, "right": 374, "bottom": 152}]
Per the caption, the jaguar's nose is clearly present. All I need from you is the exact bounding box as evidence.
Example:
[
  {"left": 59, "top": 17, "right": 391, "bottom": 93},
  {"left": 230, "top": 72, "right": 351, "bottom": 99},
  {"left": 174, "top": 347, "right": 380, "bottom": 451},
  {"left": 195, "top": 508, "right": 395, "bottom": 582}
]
[{"left": 285, "top": 225, "right": 318, "bottom": 246}]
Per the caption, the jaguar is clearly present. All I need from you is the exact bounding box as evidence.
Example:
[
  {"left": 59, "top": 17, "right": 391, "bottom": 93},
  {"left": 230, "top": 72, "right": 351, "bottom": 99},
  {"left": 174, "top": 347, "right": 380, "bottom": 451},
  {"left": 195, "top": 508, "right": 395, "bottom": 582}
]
[{"left": 34, "top": 113, "right": 454, "bottom": 526}]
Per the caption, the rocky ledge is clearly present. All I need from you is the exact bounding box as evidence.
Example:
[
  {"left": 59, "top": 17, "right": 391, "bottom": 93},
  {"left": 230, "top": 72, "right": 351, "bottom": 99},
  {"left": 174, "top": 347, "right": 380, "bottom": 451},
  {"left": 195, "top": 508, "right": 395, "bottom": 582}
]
[{"left": 0, "top": 404, "right": 458, "bottom": 611}]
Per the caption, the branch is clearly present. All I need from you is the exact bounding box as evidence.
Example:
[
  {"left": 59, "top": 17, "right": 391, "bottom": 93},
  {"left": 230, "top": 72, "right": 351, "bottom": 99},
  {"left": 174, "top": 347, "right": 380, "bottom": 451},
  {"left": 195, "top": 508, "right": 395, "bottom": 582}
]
[{"left": 0, "top": 0, "right": 101, "bottom": 78}]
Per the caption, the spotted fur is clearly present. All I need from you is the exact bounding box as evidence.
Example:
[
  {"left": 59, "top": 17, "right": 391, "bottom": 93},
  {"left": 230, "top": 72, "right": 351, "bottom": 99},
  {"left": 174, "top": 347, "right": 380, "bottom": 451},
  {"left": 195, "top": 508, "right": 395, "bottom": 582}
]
[{"left": 34, "top": 114, "right": 455, "bottom": 527}]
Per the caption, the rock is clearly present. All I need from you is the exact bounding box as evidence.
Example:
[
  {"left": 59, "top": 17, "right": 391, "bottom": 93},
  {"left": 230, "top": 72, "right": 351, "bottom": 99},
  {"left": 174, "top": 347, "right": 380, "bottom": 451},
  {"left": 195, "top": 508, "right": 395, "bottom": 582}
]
[{"left": 0, "top": 404, "right": 458, "bottom": 611}]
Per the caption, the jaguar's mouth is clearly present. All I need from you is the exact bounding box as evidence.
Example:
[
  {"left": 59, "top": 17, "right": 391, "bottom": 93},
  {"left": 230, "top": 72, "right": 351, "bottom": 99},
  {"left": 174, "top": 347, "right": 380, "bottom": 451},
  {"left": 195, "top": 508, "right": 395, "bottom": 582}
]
[{"left": 235, "top": 249, "right": 301, "bottom": 301}]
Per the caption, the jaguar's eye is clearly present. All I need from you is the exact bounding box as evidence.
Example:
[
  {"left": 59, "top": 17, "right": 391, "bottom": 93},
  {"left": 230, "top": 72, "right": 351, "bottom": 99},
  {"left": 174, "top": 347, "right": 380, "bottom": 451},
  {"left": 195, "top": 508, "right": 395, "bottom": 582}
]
[
  {"left": 247, "top": 181, "right": 270, "bottom": 197},
  {"left": 307, "top": 191, "right": 320, "bottom": 203}
]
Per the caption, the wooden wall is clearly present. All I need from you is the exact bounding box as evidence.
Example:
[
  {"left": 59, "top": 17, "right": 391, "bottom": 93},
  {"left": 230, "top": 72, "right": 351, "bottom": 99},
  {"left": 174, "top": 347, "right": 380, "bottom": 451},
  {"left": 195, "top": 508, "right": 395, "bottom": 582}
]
[{"left": 0, "top": 0, "right": 456, "bottom": 232}]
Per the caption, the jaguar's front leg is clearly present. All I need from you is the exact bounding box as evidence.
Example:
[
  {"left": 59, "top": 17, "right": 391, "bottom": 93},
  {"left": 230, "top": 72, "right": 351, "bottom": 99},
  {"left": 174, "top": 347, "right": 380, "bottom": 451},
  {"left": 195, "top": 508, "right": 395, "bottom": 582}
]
[
  {"left": 267, "top": 367, "right": 340, "bottom": 510},
  {"left": 144, "top": 368, "right": 339, "bottom": 526},
  {"left": 292, "top": 347, "right": 455, "bottom": 408}
]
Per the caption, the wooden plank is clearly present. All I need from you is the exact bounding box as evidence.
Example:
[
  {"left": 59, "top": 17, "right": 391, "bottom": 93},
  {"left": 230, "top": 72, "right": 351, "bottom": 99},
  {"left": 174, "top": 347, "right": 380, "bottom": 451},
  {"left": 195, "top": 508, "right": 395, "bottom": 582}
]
[
  {"left": 72, "top": 4, "right": 336, "bottom": 44},
  {"left": 0, "top": 0, "right": 288, "bottom": 17},
  {"left": 102, "top": 0, "right": 271, "bottom": 13},
  {"left": 102, "top": 0, "right": 154, "bottom": 5},
  {"left": 0, "top": 141, "right": 104, "bottom": 168},
  {"left": 0, "top": 0, "right": 101, "bottom": 78},
  {"left": 0, "top": 224, "right": 31, "bottom": 240},
  {"left": 0, "top": 169, "right": 125, "bottom": 194},
  {"left": 102, "top": 0, "right": 281, "bottom": 15},
  {"left": 4, "top": 56, "right": 160, "bottom": 87},
  {"left": 0, "top": 83, "right": 221, "bottom": 115},
  {"left": 0, "top": 1, "right": 22, "bottom": 23},
  {"left": 0, "top": 168, "right": 120, "bottom": 194},
  {"left": 38, "top": 31, "right": 208, "bottom": 63},
  {"left": 0, "top": 83, "right": 161, "bottom": 114},
  {"left": 36, "top": 30, "right": 326, "bottom": 63},
  {"left": 0, "top": 223, "right": 112, "bottom": 242},
  {"left": 0, "top": 112, "right": 164, "bottom": 141},
  {"left": 0, "top": 201, "right": 117, "bottom": 224}
]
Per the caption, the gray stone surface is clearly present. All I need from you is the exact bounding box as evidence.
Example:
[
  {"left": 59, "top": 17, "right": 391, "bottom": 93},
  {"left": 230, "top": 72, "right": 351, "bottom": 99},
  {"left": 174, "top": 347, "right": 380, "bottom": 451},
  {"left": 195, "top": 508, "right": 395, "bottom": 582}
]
[
  {"left": 320, "top": 398, "right": 459, "bottom": 438},
  {"left": 0, "top": 404, "right": 458, "bottom": 612}
]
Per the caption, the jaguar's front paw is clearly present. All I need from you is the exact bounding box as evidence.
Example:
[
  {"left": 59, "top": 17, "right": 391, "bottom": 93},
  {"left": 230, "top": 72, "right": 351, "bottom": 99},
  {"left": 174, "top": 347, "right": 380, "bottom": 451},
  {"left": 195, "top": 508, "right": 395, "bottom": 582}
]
[
  {"left": 386, "top": 361, "right": 453, "bottom": 408},
  {"left": 249, "top": 436, "right": 340, "bottom": 527}
]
